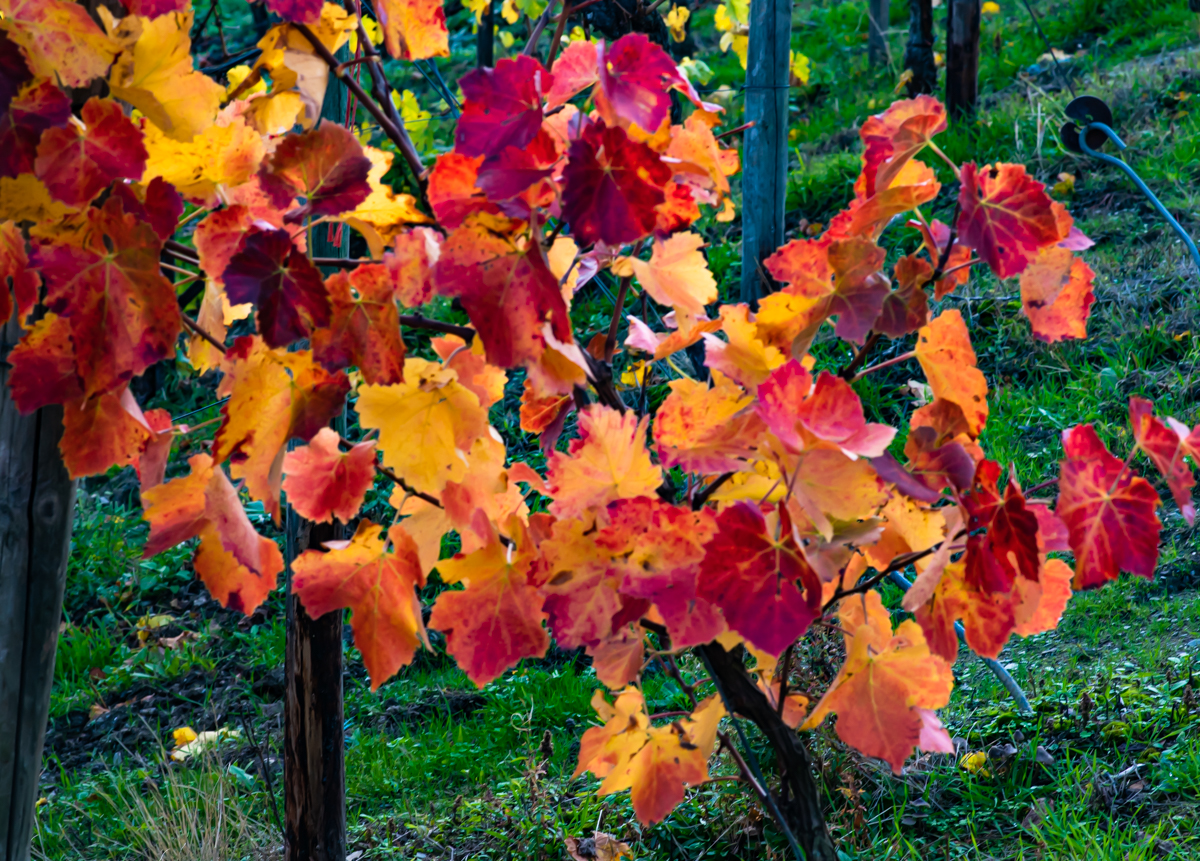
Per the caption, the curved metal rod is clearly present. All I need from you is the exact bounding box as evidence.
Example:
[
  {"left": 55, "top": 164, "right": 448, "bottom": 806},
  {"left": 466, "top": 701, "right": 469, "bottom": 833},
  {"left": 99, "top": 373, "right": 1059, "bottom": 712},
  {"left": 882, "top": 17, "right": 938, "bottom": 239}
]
[
  {"left": 1080, "top": 121, "right": 1200, "bottom": 276},
  {"left": 887, "top": 572, "right": 1033, "bottom": 714}
]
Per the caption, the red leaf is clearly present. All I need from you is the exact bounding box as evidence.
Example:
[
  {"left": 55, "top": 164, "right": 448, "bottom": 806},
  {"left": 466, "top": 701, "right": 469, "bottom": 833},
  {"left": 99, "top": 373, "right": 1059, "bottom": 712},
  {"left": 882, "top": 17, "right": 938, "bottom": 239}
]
[
  {"left": 428, "top": 514, "right": 549, "bottom": 686},
  {"left": 875, "top": 252, "right": 931, "bottom": 337},
  {"left": 125, "top": 0, "right": 191, "bottom": 15},
  {"left": 859, "top": 95, "right": 947, "bottom": 198},
  {"left": 34, "top": 97, "right": 146, "bottom": 208},
  {"left": 259, "top": 123, "right": 372, "bottom": 224},
  {"left": 293, "top": 520, "right": 429, "bottom": 689},
  {"left": 133, "top": 408, "right": 174, "bottom": 490},
  {"left": 697, "top": 502, "right": 822, "bottom": 656},
  {"left": 426, "top": 152, "right": 501, "bottom": 229},
  {"left": 962, "top": 460, "right": 1040, "bottom": 593},
  {"left": 385, "top": 227, "right": 440, "bottom": 307},
  {"left": 596, "top": 33, "right": 688, "bottom": 132},
  {"left": 560, "top": 119, "right": 671, "bottom": 247},
  {"left": 546, "top": 40, "right": 599, "bottom": 108},
  {"left": 474, "top": 127, "right": 559, "bottom": 203},
  {"left": 312, "top": 263, "right": 405, "bottom": 384},
  {"left": 7, "top": 313, "right": 80, "bottom": 413},
  {"left": 33, "top": 196, "right": 181, "bottom": 398},
  {"left": 455, "top": 55, "right": 552, "bottom": 161},
  {"left": 435, "top": 222, "right": 571, "bottom": 367},
  {"left": 282, "top": 427, "right": 377, "bottom": 523},
  {"left": 0, "top": 218, "right": 40, "bottom": 325},
  {"left": 757, "top": 361, "right": 895, "bottom": 457},
  {"left": 263, "top": 0, "right": 324, "bottom": 22},
  {"left": 223, "top": 226, "right": 331, "bottom": 348},
  {"left": 956, "top": 162, "right": 1060, "bottom": 279},
  {"left": 1057, "top": 424, "right": 1160, "bottom": 589},
  {"left": 109, "top": 176, "right": 184, "bottom": 242},
  {"left": 1, "top": 77, "right": 70, "bottom": 179},
  {"left": 598, "top": 497, "right": 724, "bottom": 649},
  {"left": 1130, "top": 396, "right": 1197, "bottom": 525}
]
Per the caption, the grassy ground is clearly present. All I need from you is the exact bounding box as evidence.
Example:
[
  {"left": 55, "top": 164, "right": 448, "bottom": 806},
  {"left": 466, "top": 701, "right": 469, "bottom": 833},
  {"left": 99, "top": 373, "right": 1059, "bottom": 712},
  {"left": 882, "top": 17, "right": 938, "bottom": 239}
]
[{"left": 30, "top": 1, "right": 1200, "bottom": 859}]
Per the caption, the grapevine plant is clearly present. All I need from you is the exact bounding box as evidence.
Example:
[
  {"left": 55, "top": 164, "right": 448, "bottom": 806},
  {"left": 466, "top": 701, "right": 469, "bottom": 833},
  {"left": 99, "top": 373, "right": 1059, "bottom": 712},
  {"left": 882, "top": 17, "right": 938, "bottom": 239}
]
[{"left": 0, "top": 0, "right": 1188, "bottom": 856}]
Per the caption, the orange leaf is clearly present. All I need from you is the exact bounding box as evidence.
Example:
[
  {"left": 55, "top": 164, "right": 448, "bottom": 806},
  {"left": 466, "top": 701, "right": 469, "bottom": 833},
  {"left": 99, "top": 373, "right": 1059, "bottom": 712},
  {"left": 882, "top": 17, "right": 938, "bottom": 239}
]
[
  {"left": 59, "top": 388, "right": 152, "bottom": 478},
  {"left": 377, "top": 0, "right": 449, "bottom": 61},
  {"left": 629, "top": 231, "right": 716, "bottom": 322},
  {"left": 313, "top": 263, "right": 406, "bottom": 385},
  {"left": 915, "top": 309, "right": 988, "bottom": 437},
  {"left": 956, "top": 162, "right": 1060, "bottom": 279},
  {"left": 545, "top": 405, "right": 662, "bottom": 522},
  {"left": 1019, "top": 245, "right": 1095, "bottom": 343},
  {"left": 292, "top": 520, "right": 429, "bottom": 689},
  {"left": 1, "top": 0, "right": 117, "bottom": 88},
  {"left": 281, "top": 427, "right": 376, "bottom": 523},
  {"left": 653, "top": 376, "right": 763, "bottom": 473},
  {"left": 859, "top": 95, "right": 947, "bottom": 198}
]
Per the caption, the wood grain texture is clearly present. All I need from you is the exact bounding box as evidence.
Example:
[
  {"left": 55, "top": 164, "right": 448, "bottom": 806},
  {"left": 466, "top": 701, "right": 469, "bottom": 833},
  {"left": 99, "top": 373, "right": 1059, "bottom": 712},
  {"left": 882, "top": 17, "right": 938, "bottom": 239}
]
[
  {"left": 946, "top": 0, "right": 981, "bottom": 117},
  {"left": 739, "top": 0, "right": 791, "bottom": 305},
  {"left": 903, "top": 0, "right": 937, "bottom": 96},
  {"left": 868, "top": 0, "right": 891, "bottom": 67},
  {"left": 0, "top": 310, "right": 76, "bottom": 861}
]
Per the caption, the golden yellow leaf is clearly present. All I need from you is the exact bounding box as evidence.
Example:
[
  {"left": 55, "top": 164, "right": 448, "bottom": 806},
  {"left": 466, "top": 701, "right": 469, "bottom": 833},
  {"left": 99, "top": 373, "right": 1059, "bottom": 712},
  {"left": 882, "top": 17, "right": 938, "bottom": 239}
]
[
  {"left": 108, "top": 10, "right": 224, "bottom": 142},
  {"left": 356, "top": 357, "right": 489, "bottom": 495},
  {"left": 339, "top": 146, "right": 431, "bottom": 258},
  {"left": 0, "top": 0, "right": 117, "bottom": 88},
  {"left": 142, "top": 114, "right": 265, "bottom": 203},
  {"left": 629, "top": 231, "right": 717, "bottom": 323},
  {"left": 0, "top": 174, "right": 76, "bottom": 224}
]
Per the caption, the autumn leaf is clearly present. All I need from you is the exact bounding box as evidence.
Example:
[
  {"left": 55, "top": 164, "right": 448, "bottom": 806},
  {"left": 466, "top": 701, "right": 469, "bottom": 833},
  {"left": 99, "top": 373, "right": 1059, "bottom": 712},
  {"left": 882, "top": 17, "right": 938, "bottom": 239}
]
[
  {"left": 428, "top": 513, "right": 549, "bottom": 686},
  {"left": 293, "top": 520, "right": 430, "bottom": 689},
  {"left": 1130, "top": 396, "right": 1198, "bottom": 525},
  {"left": 957, "top": 162, "right": 1061, "bottom": 279},
  {"left": 435, "top": 220, "right": 571, "bottom": 368},
  {"left": 1056, "top": 424, "right": 1160, "bottom": 589},
  {"left": 702, "top": 303, "right": 785, "bottom": 389},
  {"left": 546, "top": 405, "right": 662, "bottom": 522},
  {"left": 377, "top": 0, "right": 449, "bottom": 61},
  {"left": 0, "top": 218, "right": 40, "bottom": 325},
  {"left": 108, "top": 177, "right": 183, "bottom": 243},
  {"left": 33, "top": 196, "right": 181, "bottom": 399},
  {"left": 141, "top": 114, "right": 265, "bottom": 203},
  {"left": 142, "top": 453, "right": 283, "bottom": 614},
  {"left": 0, "top": 0, "right": 117, "bottom": 88},
  {"left": 258, "top": 123, "right": 372, "bottom": 223},
  {"left": 697, "top": 502, "right": 823, "bottom": 656},
  {"left": 455, "top": 55, "right": 551, "bottom": 161},
  {"left": 355, "top": 357, "right": 488, "bottom": 494},
  {"left": 223, "top": 226, "right": 331, "bottom": 348},
  {"left": 281, "top": 427, "right": 377, "bottom": 523},
  {"left": 34, "top": 97, "right": 146, "bottom": 208},
  {"left": 312, "top": 263, "right": 405, "bottom": 384},
  {"left": 338, "top": 146, "right": 430, "bottom": 257},
  {"left": 59, "top": 388, "right": 153, "bottom": 479},
  {"left": 539, "top": 518, "right": 628, "bottom": 649},
  {"left": 848, "top": 159, "right": 941, "bottom": 238},
  {"left": 629, "top": 232, "right": 717, "bottom": 322},
  {"left": 915, "top": 309, "right": 988, "bottom": 437},
  {"left": 859, "top": 94, "right": 947, "bottom": 198},
  {"left": 595, "top": 33, "right": 692, "bottom": 133},
  {"left": 803, "top": 591, "right": 953, "bottom": 772},
  {"left": 426, "top": 152, "right": 500, "bottom": 229},
  {"left": 107, "top": 8, "right": 225, "bottom": 142},
  {"left": 560, "top": 119, "right": 671, "bottom": 247},
  {"left": 6, "top": 313, "right": 80, "bottom": 413},
  {"left": 962, "top": 460, "right": 1040, "bottom": 593},
  {"left": 546, "top": 39, "right": 599, "bottom": 108},
  {"left": 1, "top": 74, "right": 72, "bottom": 180},
  {"left": 213, "top": 337, "right": 350, "bottom": 521},
  {"left": 654, "top": 376, "right": 763, "bottom": 473},
  {"left": 1019, "top": 245, "right": 1095, "bottom": 343},
  {"left": 757, "top": 361, "right": 895, "bottom": 458},
  {"left": 386, "top": 227, "right": 441, "bottom": 307},
  {"left": 264, "top": 0, "right": 325, "bottom": 23}
]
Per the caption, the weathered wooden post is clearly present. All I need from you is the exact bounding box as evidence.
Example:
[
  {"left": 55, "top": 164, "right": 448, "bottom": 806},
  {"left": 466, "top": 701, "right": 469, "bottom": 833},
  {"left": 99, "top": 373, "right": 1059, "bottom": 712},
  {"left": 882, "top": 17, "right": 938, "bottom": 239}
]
[
  {"left": 0, "top": 311, "right": 75, "bottom": 861},
  {"left": 903, "top": 0, "right": 937, "bottom": 96},
  {"left": 945, "top": 0, "right": 980, "bottom": 117},
  {"left": 868, "top": 0, "right": 890, "bottom": 67},
  {"left": 282, "top": 49, "right": 350, "bottom": 861},
  {"left": 478, "top": 0, "right": 495, "bottom": 67},
  {"left": 740, "top": 0, "right": 792, "bottom": 305}
]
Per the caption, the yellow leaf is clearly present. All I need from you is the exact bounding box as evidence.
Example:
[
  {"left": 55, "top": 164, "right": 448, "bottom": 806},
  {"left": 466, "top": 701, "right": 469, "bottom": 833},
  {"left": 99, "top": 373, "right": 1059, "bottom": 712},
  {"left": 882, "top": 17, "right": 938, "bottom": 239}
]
[
  {"left": 356, "top": 358, "right": 489, "bottom": 495},
  {"left": 501, "top": 0, "right": 520, "bottom": 23},
  {"left": 981, "top": 1, "right": 1000, "bottom": 13},
  {"left": 0, "top": 174, "right": 76, "bottom": 224},
  {"left": 1052, "top": 171, "right": 1075, "bottom": 196},
  {"left": 498, "top": 29, "right": 515, "bottom": 48},
  {"left": 339, "top": 146, "right": 431, "bottom": 257},
  {"left": 665, "top": 5, "right": 690, "bottom": 42},
  {"left": 960, "top": 750, "right": 990, "bottom": 776},
  {"left": 225, "top": 64, "right": 267, "bottom": 99},
  {"left": 0, "top": 0, "right": 118, "bottom": 88},
  {"left": 790, "top": 51, "right": 811, "bottom": 86},
  {"left": 108, "top": 9, "right": 225, "bottom": 142},
  {"left": 173, "top": 726, "right": 198, "bottom": 747},
  {"left": 141, "top": 115, "right": 265, "bottom": 204},
  {"left": 894, "top": 68, "right": 914, "bottom": 94}
]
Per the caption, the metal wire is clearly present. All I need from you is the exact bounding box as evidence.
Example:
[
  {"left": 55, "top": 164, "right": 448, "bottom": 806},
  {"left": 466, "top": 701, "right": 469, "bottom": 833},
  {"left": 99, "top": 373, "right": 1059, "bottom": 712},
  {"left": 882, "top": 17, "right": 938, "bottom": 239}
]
[{"left": 1079, "top": 121, "right": 1200, "bottom": 277}]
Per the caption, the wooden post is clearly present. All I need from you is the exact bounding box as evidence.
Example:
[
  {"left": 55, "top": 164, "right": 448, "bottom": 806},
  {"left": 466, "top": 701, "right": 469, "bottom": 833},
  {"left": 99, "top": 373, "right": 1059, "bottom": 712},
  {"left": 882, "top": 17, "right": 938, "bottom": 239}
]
[
  {"left": 868, "top": 0, "right": 890, "bottom": 67},
  {"left": 903, "top": 0, "right": 937, "bottom": 96},
  {"left": 945, "top": 0, "right": 980, "bottom": 117},
  {"left": 283, "top": 48, "right": 350, "bottom": 861},
  {"left": 739, "top": 0, "right": 791, "bottom": 305},
  {"left": 477, "top": 0, "right": 494, "bottom": 67},
  {"left": 0, "top": 312, "right": 76, "bottom": 861}
]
